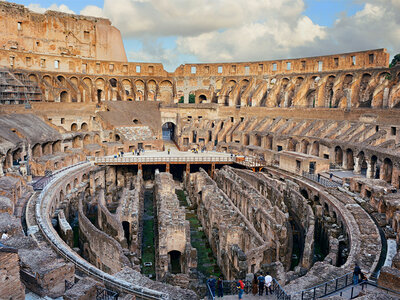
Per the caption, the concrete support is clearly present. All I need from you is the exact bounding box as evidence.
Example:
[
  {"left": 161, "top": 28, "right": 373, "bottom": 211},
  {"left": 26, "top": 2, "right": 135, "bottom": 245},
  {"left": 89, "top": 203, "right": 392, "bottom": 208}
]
[
  {"left": 367, "top": 161, "right": 375, "bottom": 179},
  {"left": 353, "top": 157, "right": 361, "bottom": 174}
]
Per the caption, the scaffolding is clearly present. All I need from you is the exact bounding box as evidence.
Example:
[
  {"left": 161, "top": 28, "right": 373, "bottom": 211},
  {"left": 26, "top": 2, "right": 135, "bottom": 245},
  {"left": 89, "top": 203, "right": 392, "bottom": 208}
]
[{"left": 0, "top": 68, "right": 42, "bottom": 105}]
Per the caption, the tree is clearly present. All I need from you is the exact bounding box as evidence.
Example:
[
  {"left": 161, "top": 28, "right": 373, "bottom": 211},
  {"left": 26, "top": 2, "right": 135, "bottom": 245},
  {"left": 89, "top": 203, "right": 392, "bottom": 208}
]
[
  {"left": 189, "top": 94, "right": 195, "bottom": 104},
  {"left": 390, "top": 54, "right": 400, "bottom": 68},
  {"left": 178, "top": 96, "right": 184, "bottom": 103}
]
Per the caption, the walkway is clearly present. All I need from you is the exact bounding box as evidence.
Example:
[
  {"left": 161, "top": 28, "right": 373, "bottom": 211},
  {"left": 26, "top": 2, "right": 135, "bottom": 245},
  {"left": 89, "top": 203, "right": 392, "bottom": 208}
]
[{"left": 221, "top": 295, "right": 277, "bottom": 300}]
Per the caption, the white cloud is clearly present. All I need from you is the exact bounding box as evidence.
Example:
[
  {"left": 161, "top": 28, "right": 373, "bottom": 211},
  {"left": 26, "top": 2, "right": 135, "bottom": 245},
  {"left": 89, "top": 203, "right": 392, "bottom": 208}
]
[
  {"left": 80, "top": 5, "right": 105, "bottom": 18},
  {"left": 27, "top": 3, "right": 75, "bottom": 14}
]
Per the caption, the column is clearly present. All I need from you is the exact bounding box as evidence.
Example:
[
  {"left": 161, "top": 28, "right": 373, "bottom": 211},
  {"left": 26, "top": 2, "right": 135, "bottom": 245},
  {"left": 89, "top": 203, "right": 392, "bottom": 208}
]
[
  {"left": 366, "top": 161, "right": 374, "bottom": 179},
  {"left": 353, "top": 157, "right": 361, "bottom": 174}
]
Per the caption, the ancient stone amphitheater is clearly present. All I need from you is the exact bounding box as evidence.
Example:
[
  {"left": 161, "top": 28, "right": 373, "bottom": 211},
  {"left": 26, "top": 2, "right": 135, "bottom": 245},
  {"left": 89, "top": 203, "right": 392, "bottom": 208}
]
[{"left": 0, "top": 2, "right": 400, "bottom": 300}]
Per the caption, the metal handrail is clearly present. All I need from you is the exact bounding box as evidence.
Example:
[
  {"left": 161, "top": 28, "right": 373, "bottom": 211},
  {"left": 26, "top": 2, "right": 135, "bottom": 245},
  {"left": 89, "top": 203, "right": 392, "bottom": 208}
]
[{"left": 95, "top": 156, "right": 234, "bottom": 164}]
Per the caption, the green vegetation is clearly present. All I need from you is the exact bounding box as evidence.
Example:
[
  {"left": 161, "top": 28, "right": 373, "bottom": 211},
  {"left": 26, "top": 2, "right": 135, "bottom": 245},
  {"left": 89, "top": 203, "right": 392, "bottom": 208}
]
[
  {"left": 179, "top": 96, "right": 184, "bottom": 103},
  {"left": 176, "top": 190, "right": 222, "bottom": 278},
  {"left": 189, "top": 94, "right": 196, "bottom": 104},
  {"left": 390, "top": 54, "right": 400, "bottom": 68},
  {"left": 141, "top": 190, "right": 156, "bottom": 277}
]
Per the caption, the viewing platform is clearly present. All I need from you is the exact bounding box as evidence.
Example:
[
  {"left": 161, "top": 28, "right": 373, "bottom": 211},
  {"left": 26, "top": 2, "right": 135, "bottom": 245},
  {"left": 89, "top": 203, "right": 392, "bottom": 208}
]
[{"left": 93, "top": 149, "right": 266, "bottom": 172}]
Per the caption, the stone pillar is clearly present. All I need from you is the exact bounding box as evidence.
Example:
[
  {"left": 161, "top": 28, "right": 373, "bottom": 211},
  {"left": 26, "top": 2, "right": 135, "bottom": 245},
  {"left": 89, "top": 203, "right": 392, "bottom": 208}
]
[
  {"left": 367, "top": 161, "right": 375, "bottom": 179},
  {"left": 353, "top": 157, "right": 361, "bottom": 174},
  {"left": 0, "top": 159, "right": 4, "bottom": 177},
  {"left": 342, "top": 153, "right": 348, "bottom": 170}
]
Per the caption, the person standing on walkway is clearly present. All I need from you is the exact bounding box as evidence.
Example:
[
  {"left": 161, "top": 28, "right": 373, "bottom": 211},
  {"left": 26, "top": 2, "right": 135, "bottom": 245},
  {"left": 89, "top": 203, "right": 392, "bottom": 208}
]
[
  {"left": 251, "top": 274, "right": 258, "bottom": 295},
  {"left": 168, "top": 148, "right": 170, "bottom": 155},
  {"left": 207, "top": 275, "right": 216, "bottom": 297},
  {"left": 258, "top": 273, "right": 265, "bottom": 296},
  {"left": 237, "top": 279, "right": 245, "bottom": 300},
  {"left": 217, "top": 276, "right": 224, "bottom": 298},
  {"left": 265, "top": 272, "right": 273, "bottom": 295},
  {"left": 353, "top": 263, "right": 361, "bottom": 285}
]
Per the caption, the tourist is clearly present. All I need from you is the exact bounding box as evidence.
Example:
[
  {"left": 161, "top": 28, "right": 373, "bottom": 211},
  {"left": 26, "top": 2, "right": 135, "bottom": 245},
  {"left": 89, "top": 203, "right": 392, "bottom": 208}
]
[
  {"left": 317, "top": 173, "right": 321, "bottom": 182},
  {"left": 257, "top": 273, "right": 265, "bottom": 296},
  {"left": 353, "top": 263, "right": 361, "bottom": 285},
  {"left": 237, "top": 279, "right": 245, "bottom": 300},
  {"left": 329, "top": 173, "right": 333, "bottom": 181},
  {"left": 251, "top": 274, "right": 258, "bottom": 295},
  {"left": 207, "top": 275, "right": 216, "bottom": 297},
  {"left": 217, "top": 276, "right": 224, "bottom": 298},
  {"left": 265, "top": 272, "right": 273, "bottom": 295},
  {"left": 168, "top": 148, "right": 170, "bottom": 155}
]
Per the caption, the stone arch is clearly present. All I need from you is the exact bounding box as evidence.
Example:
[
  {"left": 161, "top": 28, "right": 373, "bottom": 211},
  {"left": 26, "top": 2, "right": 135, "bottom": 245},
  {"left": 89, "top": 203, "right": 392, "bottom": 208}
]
[
  {"left": 60, "top": 91, "right": 69, "bottom": 102},
  {"left": 73, "top": 178, "right": 78, "bottom": 188},
  {"left": 57, "top": 75, "right": 66, "bottom": 84},
  {"left": 32, "top": 143, "right": 41, "bottom": 158},
  {"left": 147, "top": 79, "right": 157, "bottom": 101},
  {"left": 199, "top": 94, "right": 207, "bottom": 103},
  {"left": 325, "top": 75, "right": 336, "bottom": 108},
  {"left": 301, "top": 139, "right": 309, "bottom": 154},
  {"left": 42, "top": 142, "right": 52, "bottom": 155},
  {"left": 382, "top": 158, "right": 393, "bottom": 183},
  {"left": 311, "top": 141, "right": 319, "bottom": 156},
  {"left": 52, "top": 140, "right": 61, "bottom": 153},
  {"left": 28, "top": 74, "right": 39, "bottom": 84},
  {"left": 95, "top": 78, "right": 106, "bottom": 102},
  {"left": 109, "top": 78, "right": 117, "bottom": 88},
  {"left": 83, "top": 134, "right": 91, "bottom": 146},
  {"left": 71, "top": 123, "right": 78, "bottom": 131},
  {"left": 288, "top": 138, "right": 297, "bottom": 151},
  {"left": 345, "top": 148, "right": 354, "bottom": 170},
  {"left": 122, "top": 79, "right": 133, "bottom": 98},
  {"left": 135, "top": 79, "right": 145, "bottom": 101},
  {"left": 43, "top": 75, "right": 52, "bottom": 85},
  {"left": 306, "top": 90, "right": 316, "bottom": 108},
  {"left": 73, "top": 136, "right": 82, "bottom": 148},
  {"left": 81, "top": 122, "right": 88, "bottom": 131},
  {"left": 358, "top": 73, "right": 372, "bottom": 108},
  {"left": 159, "top": 80, "right": 173, "bottom": 103},
  {"left": 334, "top": 146, "right": 343, "bottom": 166},
  {"left": 94, "top": 134, "right": 100, "bottom": 144},
  {"left": 66, "top": 184, "right": 71, "bottom": 194}
]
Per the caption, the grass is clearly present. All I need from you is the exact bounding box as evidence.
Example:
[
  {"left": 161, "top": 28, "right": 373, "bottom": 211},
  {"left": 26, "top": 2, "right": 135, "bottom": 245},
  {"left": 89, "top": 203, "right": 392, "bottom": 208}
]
[
  {"left": 176, "top": 189, "right": 222, "bottom": 278},
  {"left": 141, "top": 190, "right": 156, "bottom": 277}
]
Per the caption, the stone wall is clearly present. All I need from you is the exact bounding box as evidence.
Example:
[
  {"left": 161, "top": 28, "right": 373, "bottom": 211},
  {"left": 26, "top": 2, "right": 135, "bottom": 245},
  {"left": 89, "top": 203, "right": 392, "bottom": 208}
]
[
  {"left": 214, "top": 166, "right": 290, "bottom": 268},
  {"left": 78, "top": 194, "right": 131, "bottom": 274},
  {"left": 154, "top": 172, "right": 196, "bottom": 280},
  {"left": 0, "top": 245, "right": 25, "bottom": 300},
  {"left": 187, "top": 169, "right": 275, "bottom": 279}
]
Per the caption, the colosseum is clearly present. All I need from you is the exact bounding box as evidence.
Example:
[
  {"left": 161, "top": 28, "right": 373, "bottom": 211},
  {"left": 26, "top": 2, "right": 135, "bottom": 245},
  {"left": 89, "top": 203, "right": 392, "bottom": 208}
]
[{"left": 0, "top": 2, "right": 400, "bottom": 300}]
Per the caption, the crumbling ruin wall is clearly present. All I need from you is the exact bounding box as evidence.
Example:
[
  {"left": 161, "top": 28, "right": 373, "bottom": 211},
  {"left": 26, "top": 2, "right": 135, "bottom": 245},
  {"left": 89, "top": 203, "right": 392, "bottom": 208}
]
[
  {"left": 154, "top": 172, "right": 196, "bottom": 280},
  {"left": 78, "top": 195, "right": 130, "bottom": 274},
  {"left": 214, "top": 166, "right": 290, "bottom": 268},
  {"left": 0, "top": 245, "right": 25, "bottom": 300},
  {"left": 116, "top": 171, "right": 144, "bottom": 257},
  {"left": 187, "top": 169, "right": 273, "bottom": 279},
  {"left": 97, "top": 189, "right": 127, "bottom": 247}
]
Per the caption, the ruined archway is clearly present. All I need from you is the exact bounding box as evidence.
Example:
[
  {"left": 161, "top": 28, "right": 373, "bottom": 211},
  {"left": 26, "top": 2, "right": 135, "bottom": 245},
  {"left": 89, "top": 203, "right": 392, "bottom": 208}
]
[
  {"left": 334, "top": 146, "right": 343, "bottom": 166},
  {"left": 162, "top": 122, "right": 175, "bottom": 141},
  {"left": 168, "top": 250, "right": 182, "bottom": 274}
]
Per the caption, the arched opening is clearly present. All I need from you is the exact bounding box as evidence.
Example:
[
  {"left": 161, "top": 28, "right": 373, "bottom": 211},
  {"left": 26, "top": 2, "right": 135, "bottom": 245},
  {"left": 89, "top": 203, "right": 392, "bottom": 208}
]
[
  {"left": 66, "top": 184, "right": 71, "bottom": 194},
  {"left": 311, "top": 141, "right": 319, "bottom": 156},
  {"left": 97, "top": 89, "right": 102, "bottom": 103},
  {"left": 288, "top": 139, "right": 297, "bottom": 152},
  {"left": 162, "top": 122, "right": 175, "bottom": 141},
  {"left": 301, "top": 140, "right": 309, "bottom": 154},
  {"left": 115, "top": 134, "right": 121, "bottom": 142},
  {"left": 83, "top": 135, "right": 91, "bottom": 146},
  {"left": 133, "top": 119, "right": 140, "bottom": 125},
  {"left": 382, "top": 158, "right": 393, "bottom": 183},
  {"left": 306, "top": 90, "right": 316, "bottom": 108},
  {"left": 81, "top": 123, "right": 88, "bottom": 131},
  {"left": 371, "top": 155, "right": 378, "bottom": 178},
  {"left": 346, "top": 149, "right": 354, "bottom": 170},
  {"left": 73, "top": 178, "right": 78, "bottom": 188},
  {"left": 199, "top": 94, "right": 207, "bottom": 103},
  {"left": 73, "top": 136, "right": 82, "bottom": 148},
  {"left": 109, "top": 78, "right": 117, "bottom": 88},
  {"left": 334, "top": 146, "right": 343, "bottom": 166},
  {"left": 32, "top": 143, "right": 41, "bottom": 158},
  {"left": 300, "top": 189, "right": 309, "bottom": 199},
  {"left": 122, "top": 221, "right": 131, "bottom": 246},
  {"left": 71, "top": 123, "right": 78, "bottom": 131},
  {"left": 60, "top": 91, "right": 69, "bottom": 102},
  {"left": 168, "top": 250, "right": 182, "bottom": 274}
]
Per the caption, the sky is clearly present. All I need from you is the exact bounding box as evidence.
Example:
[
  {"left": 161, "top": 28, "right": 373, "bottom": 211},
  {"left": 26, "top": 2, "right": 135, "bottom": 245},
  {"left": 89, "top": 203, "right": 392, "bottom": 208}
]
[{"left": 5, "top": 0, "right": 400, "bottom": 71}]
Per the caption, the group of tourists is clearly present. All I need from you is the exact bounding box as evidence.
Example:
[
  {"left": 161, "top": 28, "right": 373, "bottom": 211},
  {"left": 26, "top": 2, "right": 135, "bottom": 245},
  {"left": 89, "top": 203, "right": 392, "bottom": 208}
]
[
  {"left": 353, "top": 263, "right": 367, "bottom": 285},
  {"left": 207, "top": 272, "right": 274, "bottom": 299},
  {"left": 251, "top": 272, "right": 273, "bottom": 297}
]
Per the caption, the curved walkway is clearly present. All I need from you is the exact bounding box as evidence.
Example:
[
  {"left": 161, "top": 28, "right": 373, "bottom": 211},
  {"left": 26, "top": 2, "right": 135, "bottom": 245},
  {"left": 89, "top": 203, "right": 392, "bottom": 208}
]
[{"left": 34, "top": 162, "right": 169, "bottom": 300}]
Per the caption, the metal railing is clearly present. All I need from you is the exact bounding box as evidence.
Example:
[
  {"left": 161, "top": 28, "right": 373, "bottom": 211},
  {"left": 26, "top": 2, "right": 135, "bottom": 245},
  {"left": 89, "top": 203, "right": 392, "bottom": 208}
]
[
  {"left": 206, "top": 279, "right": 290, "bottom": 300},
  {"left": 96, "top": 286, "right": 119, "bottom": 300},
  {"left": 95, "top": 156, "right": 234, "bottom": 164},
  {"left": 302, "top": 171, "right": 341, "bottom": 188},
  {"left": 297, "top": 272, "right": 353, "bottom": 299}
]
